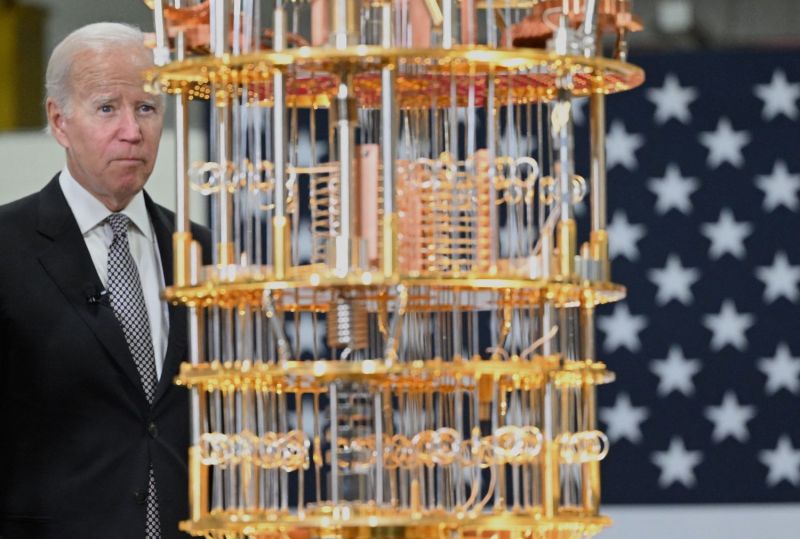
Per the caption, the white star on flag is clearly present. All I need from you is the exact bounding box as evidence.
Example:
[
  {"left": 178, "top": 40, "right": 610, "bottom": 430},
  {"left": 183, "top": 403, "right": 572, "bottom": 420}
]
[
  {"left": 700, "top": 208, "right": 753, "bottom": 260},
  {"left": 646, "top": 73, "right": 698, "bottom": 124},
  {"left": 755, "top": 251, "right": 800, "bottom": 303},
  {"left": 606, "top": 120, "right": 644, "bottom": 170},
  {"left": 651, "top": 437, "right": 703, "bottom": 488},
  {"left": 599, "top": 392, "right": 649, "bottom": 444},
  {"left": 572, "top": 97, "right": 588, "bottom": 126},
  {"left": 698, "top": 117, "right": 751, "bottom": 169},
  {"left": 648, "top": 253, "right": 700, "bottom": 306},
  {"left": 705, "top": 391, "right": 757, "bottom": 443},
  {"left": 702, "top": 300, "right": 755, "bottom": 352},
  {"left": 647, "top": 163, "right": 699, "bottom": 215},
  {"left": 758, "top": 343, "right": 800, "bottom": 396},
  {"left": 759, "top": 435, "right": 800, "bottom": 487},
  {"left": 754, "top": 69, "right": 800, "bottom": 121},
  {"left": 755, "top": 160, "right": 800, "bottom": 212},
  {"left": 650, "top": 345, "right": 702, "bottom": 397},
  {"left": 607, "top": 210, "right": 647, "bottom": 261},
  {"left": 597, "top": 303, "right": 648, "bottom": 353}
]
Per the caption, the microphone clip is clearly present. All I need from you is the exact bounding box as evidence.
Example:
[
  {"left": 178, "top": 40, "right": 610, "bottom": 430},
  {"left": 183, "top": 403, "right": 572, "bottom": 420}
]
[{"left": 86, "top": 288, "right": 110, "bottom": 306}]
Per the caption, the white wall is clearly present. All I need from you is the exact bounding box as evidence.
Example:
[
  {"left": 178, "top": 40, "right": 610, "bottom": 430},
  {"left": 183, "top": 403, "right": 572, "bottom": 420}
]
[
  {"left": 24, "top": 0, "right": 155, "bottom": 61},
  {"left": 605, "top": 504, "right": 800, "bottom": 539},
  {"left": 0, "top": 128, "right": 208, "bottom": 224}
]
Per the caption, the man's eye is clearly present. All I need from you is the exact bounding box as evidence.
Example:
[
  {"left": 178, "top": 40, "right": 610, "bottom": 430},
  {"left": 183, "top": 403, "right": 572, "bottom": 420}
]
[
  {"left": 99, "top": 104, "right": 113, "bottom": 113},
  {"left": 139, "top": 104, "right": 157, "bottom": 113}
]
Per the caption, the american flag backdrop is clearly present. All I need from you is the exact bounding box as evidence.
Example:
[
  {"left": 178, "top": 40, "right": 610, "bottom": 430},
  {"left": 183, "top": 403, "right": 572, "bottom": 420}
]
[{"left": 585, "top": 49, "right": 800, "bottom": 537}]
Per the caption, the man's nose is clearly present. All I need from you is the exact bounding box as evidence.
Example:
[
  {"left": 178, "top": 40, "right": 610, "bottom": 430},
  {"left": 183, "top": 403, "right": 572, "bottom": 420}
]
[{"left": 117, "top": 107, "right": 143, "bottom": 142}]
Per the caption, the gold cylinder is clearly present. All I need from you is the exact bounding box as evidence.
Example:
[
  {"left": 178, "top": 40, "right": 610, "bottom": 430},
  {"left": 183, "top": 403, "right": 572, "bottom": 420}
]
[
  {"left": 580, "top": 304, "right": 596, "bottom": 362},
  {"left": 590, "top": 228, "right": 610, "bottom": 280},
  {"left": 216, "top": 242, "right": 235, "bottom": 267},
  {"left": 188, "top": 445, "right": 208, "bottom": 521},
  {"left": 383, "top": 211, "right": 398, "bottom": 279},
  {"left": 478, "top": 375, "right": 494, "bottom": 421},
  {"left": 410, "top": 478, "right": 422, "bottom": 515},
  {"left": 557, "top": 219, "right": 577, "bottom": 279},
  {"left": 582, "top": 384, "right": 601, "bottom": 514},
  {"left": 273, "top": 215, "right": 290, "bottom": 279},
  {"left": 172, "top": 231, "right": 193, "bottom": 287},
  {"left": 542, "top": 440, "right": 561, "bottom": 518}
]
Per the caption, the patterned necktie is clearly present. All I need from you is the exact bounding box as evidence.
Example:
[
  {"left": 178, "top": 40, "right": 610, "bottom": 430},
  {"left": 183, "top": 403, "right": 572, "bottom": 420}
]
[{"left": 106, "top": 213, "right": 162, "bottom": 538}]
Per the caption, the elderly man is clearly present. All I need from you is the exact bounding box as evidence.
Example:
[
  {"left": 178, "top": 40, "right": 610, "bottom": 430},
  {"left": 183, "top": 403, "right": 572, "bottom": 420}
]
[{"left": 0, "top": 22, "right": 208, "bottom": 538}]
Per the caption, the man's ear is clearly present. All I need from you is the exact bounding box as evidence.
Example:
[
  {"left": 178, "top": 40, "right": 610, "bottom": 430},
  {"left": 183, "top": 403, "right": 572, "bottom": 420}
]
[{"left": 46, "top": 98, "right": 70, "bottom": 149}]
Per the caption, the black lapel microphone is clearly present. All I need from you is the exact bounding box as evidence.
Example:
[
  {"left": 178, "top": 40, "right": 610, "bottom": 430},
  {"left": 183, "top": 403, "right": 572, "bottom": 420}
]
[{"left": 85, "top": 285, "right": 110, "bottom": 306}]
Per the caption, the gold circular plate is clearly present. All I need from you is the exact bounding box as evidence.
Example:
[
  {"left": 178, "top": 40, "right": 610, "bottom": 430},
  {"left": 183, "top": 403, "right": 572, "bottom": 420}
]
[
  {"left": 180, "top": 506, "right": 612, "bottom": 537},
  {"left": 146, "top": 45, "right": 644, "bottom": 107},
  {"left": 174, "top": 357, "right": 614, "bottom": 389},
  {"left": 164, "top": 269, "right": 626, "bottom": 309}
]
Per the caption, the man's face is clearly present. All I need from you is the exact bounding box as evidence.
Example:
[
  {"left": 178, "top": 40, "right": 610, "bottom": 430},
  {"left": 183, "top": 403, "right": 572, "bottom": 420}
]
[{"left": 48, "top": 47, "right": 163, "bottom": 212}]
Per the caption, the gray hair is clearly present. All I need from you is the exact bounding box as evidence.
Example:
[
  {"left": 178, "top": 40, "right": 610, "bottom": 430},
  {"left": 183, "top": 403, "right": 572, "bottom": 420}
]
[{"left": 46, "top": 22, "right": 150, "bottom": 115}]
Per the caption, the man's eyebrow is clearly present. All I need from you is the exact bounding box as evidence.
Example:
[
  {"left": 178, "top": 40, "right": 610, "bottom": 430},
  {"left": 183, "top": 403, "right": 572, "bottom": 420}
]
[{"left": 88, "top": 93, "right": 118, "bottom": 105}]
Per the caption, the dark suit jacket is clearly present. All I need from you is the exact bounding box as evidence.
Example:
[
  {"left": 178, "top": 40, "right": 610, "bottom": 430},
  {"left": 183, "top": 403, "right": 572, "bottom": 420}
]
[{"left": 0, "top": 175, "right": 210, "bottom": 538}]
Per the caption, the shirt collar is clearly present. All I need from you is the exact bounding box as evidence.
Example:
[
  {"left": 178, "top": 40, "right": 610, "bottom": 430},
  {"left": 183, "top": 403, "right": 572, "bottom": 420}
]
[{"left": 59, "top": 166, "right": 153, "bottom": 241}]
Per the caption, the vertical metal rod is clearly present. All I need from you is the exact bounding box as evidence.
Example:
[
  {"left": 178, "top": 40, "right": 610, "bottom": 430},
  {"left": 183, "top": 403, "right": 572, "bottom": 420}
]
[
  {"left": 243, "top": 0, "right": 254, "bottom": 52},
  {"left": 540, "top": 299, "right": 557, "bottom": 515},
  {"left": 590, "top": 93, "right": 607, "bottom": 232},
  {"left": 441, "top": 0, "right": 454, "bottom": 48},
  {"left": 581, "top": 305, "right": 596, "bottom": 362},
  {"left": 216, "top": 101, "right": 234, "bottom": 265},
  {"left": 485, "top": 0, "right": 496, "bottom": 47},
  {"left": 331, "top": 0, "right": 360, "bottom": 48},
  {"left": 589, "top": 90, "right": 609, "bottom": 280},
  {"left": 313, "top": 392, "right": 323, "bottom": 502},
  {"left": 582, "top": 0, "right": 600, "bottom": 57},
  {"left": 188, "top": 295, "right": 206, "bottom": 519},
  {"left": 279, "top": 392, "right": 289, "bottom": 511},
  {"left": 554, "top": 87, "right": 574, "bottom": 224},
  {"left": 232, "top": 0, "right": 242, "bottom": 55},
  {"left": 272, "top": 5, "right": 289, "bottom": 277},
  {"left": 171, "top": 0, "right": 192, "bottom": 285},
  {"left": 152, "top": 0, "right": 170, "bottom": 66},
  {"left": 485, "top": 72, "right": 499, "bottom": 275},
  {"left": 582, "top": 383, "right": 601, "bottom": 513},
  {"left": 381, "top": 3, "right": 397, "bottom": 278},
  {"left": 334, "top": 75, "right": 359, "bottom": 273},
  {"left": 374, "top": 391, "right": 384, "bottom": 505},
  {"left": 189, "top": 307, "right": 205, "bottom": 367},
  {"left": 330, "top": 382, "right": 340, "bottom": 503},
  {"left": 492, "top": 378, "right": 503, "bottom": 510},
  {"left": 211, "top": 0, "right": 230, "bottom": 57},
  {"left": 448, "top": 77, "right": 458, "bottom": 161},
  {"left": 175, "top": 100, "right": 190, "bottom": 235},
  {"left": 210, "top": 389, "right": 223, "bottom": 510},
  {"left": 297, "top": 392, "right": 306, "bottom": 513}
]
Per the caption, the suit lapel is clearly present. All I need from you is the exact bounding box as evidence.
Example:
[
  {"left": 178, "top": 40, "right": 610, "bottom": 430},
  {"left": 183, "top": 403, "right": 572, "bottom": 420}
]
[
  {"left": 36, "top": 177, "right": 148, "bottom": 402},
  {"left": 146, "top": 194, "right": 187, "bottom": 406}
]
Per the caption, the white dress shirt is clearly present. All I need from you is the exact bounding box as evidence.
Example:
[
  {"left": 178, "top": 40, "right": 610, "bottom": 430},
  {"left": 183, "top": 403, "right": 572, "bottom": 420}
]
[{"left": 59, "top": 167, "right": 169, "bottom": 379}]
